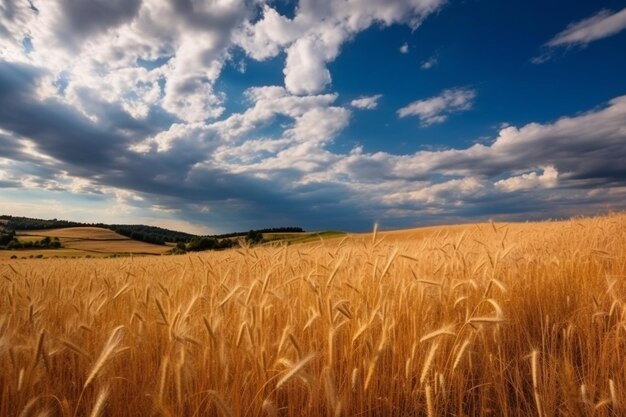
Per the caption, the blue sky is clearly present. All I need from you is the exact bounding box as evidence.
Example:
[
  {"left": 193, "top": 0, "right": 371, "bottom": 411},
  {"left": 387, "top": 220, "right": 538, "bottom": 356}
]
[{"left": 1, "top": 0, "right": 626, "bottom": 234}]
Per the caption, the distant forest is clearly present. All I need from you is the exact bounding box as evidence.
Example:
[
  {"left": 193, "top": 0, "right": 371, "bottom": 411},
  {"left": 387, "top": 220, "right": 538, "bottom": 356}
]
[
  {"left": 210, "top": 227, "right": 304, "bottom": 239},
  {"left": 0, "top": 215, "right": 303, "bottom": 246}
]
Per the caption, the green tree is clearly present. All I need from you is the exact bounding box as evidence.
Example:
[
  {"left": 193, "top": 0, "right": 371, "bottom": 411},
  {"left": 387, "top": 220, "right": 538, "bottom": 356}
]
[{"left": 246, "top": 230, "right": 263, "bottom": 244}]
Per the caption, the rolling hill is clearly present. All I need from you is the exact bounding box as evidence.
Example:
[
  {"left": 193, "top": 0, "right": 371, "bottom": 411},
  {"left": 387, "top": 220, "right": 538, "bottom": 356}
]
[{"left": 1, "top": 227, "right": 172, "bottom": 260}]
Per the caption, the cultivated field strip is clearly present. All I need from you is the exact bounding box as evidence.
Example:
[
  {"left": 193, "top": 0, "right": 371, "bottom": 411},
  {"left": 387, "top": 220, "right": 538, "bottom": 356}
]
[
  {"left": 18, "top": 228, "right": 131, "bottom": 240},
  {"left": 11, "top": 227, "right": 171, "bottom": 258},
  {"left": 1, "top": 214, "right": 626, "bottom": 416}
]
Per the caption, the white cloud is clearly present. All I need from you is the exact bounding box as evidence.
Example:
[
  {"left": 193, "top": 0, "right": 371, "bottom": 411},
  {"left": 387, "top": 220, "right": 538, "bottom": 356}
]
[
  {"left": 284, "top": 35, "right": 334, "bottom": 95},
  {"left": 384, "top": 177, "right": 485, "bottom": 205},
  {"left": 286, "top": 106, "right": 350, "bottom": 144},
  {"left": 0, "top": 0, "right": 445, "bottom": 120},
  {"left": 63, "top": 65, "right": 164, "bottom": 120},
  {"left": 534, "top": 7, "right": 626, "bottom": 63},
  {"left": 131, "top": 122, "right": 219, "bottom": 153},
  {"left": 160, "top": 29, "right": 233, "bottom": 122},
  {"left": 350, "top": 94, "right": 382, "bottom": 110},
  {"left": 162, "top": 76, "right": 226, "bottom": 123},
  {"left": 420, "top": 55, "right": 437, "bottom": 69},
  {"left": 495, "top": 166, "right": 559, "bottom": 192},
  {"left": 236, "top": 0, "right": 446, "bottom": 94},
  {"left": 397, "top": 88, "right": 476, "bottom": 126},
  {"left": 133, "top": 85, "right": 349, "bottom": 174},
  {"left": 0, "top": 0, "right": 251, "bottom": 123},
  {"left": 210, "top": 87, "right": 350, "bottom": 175},
  {"left": 234, "top": 5, "right": 301, "bottom": 60},
  {"left": 399, "top": 42, "right": 409, "bottom": 54},
  {"left": 547, "top": 7, "right": 626, "bottom": 47}
]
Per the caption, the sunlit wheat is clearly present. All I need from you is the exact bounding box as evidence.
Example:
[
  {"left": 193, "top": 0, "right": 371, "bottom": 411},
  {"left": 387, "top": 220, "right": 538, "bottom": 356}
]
[{"left": 1, "top": 212, "right": 625, "bottom": 416}]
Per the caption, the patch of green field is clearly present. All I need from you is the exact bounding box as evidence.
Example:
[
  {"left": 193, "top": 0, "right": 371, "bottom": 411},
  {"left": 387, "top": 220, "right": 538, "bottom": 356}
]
[{"left": 263, "top": 230, "right": 346, "bottom": 245}]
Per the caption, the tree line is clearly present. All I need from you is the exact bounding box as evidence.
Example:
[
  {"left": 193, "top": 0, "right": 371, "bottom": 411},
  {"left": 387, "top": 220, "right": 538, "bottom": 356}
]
[
  {"left": 171, "top": 230, "right": 273, "bottom": 254},
  {"left": 4, "top": 236, "right": 62, "bottom": 250}
]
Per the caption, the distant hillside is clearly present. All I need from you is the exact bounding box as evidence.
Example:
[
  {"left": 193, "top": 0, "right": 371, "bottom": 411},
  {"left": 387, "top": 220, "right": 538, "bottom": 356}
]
[
  {"left": 16, "top": 227, "right": 170, "bottom": 257},
  {"left": 0, "top": 215, "right": 305, "bottom": 246},
  {"left": 1, "top": 215, "right": 196, "bottom": 245},
  {"left": 21, "top": 227, "right": 130, "bottom": 240}
]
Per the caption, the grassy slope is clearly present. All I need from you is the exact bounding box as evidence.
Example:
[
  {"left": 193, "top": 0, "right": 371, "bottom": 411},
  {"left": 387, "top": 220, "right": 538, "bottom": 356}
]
[
  {"left": 1, "top": 213, "right": 626, "bottom": 416},
  {"left": 263, "top": 230, "right": 346, "bottom": 244}
]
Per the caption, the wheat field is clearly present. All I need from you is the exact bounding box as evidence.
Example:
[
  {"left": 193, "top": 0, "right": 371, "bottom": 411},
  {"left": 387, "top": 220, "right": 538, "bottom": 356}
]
[
  {"left": 18, "top": 228, "right": 131, "bottom": 240},
  {"left": 1, "top": 213, "right": 626, "bottom": 417},
  {"left": 13, "top": 228, "right": 171, "bottom": 257}
]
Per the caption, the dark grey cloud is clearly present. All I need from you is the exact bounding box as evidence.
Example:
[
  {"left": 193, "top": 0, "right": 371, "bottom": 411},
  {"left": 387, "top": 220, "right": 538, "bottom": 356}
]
[
  {"left": 53, "top": 0, "right": 142, "bottom": 49},
  {"left": 0, "top": 131, "right": 27, "bottom": 161},
  {"left": 0, "top": 0, "right": 19, "bottom": 32},
  {"left": 0, "top": 180, "right": 20, "bottom": 188},
  {"left": 169, "top": 0, "right": 250, "bottom": 32},
  {"left": 0, "top": 64, "right": 127, "bottom": 171}
]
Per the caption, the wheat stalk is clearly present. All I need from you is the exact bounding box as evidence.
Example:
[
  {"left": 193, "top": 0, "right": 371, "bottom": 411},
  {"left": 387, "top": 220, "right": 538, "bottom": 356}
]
[
  {"left": 276, "top": 353, "right": 316, "bottom": 389},
  {"left": 420, "top": 342, "right": 439, "bottom": 385},
  {"left": 84, "top": 326, "right": 125, "bottom": 388},
  {"left": 420, "top": 325, "right": 456, "bottom": 343},
  {"left": 88, "top": 385, "right": 109, "bottom": 417}
]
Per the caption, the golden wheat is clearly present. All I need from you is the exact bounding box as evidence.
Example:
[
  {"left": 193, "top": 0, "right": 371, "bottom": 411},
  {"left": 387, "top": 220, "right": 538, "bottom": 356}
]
[{"left": 1, "top": 212, "right": 626, "bottom": 416}]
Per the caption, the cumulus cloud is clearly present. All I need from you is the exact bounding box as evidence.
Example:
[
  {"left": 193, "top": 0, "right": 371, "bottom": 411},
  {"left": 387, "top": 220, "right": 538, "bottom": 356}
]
[
  {"left": 0, "top": 0, "right": 251, "bottom": 123},
  {"left": 0, "top": 0, "right": 448, "bottom": 117},
  {"left": 399, "top": 42, "right": 409, "bottom": 54},
  {"left": 284, "top": 36, "right": 334, "bottom": 95},
  {"left": 398, "top": 88, "right": 476, "bottom": 126},
  {"left": 534, "top": 7, "right": 626, "bottom": 63},
  {"left": 350, "top": 94, "right": 382, "bottom": 110},
  {"left": 384, "top": 177, "right": 484, "bottom": 205},
  {"left": 495, "top": 166, "right": 558, "bottom": 192},
  {"left": 236, "top": 0, "right": 446, "bottom": 94},
  {"left": 1, "top": 0, "right": 445, "bottom": 120},
  {"left": 234, "top": 5, "right": 300, "bottom": 60}
]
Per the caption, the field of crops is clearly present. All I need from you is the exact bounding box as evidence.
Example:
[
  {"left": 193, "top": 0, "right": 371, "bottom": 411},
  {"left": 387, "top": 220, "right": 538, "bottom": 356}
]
[
  {"left": 1, "top": 213, "right": 625, "bottom": 416},
  {"left": 1, "top": 227, "right": 171, "bottom": 260}
]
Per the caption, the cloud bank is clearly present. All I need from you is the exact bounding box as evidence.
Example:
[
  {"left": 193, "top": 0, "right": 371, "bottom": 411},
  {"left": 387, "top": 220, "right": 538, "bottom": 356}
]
[{"left": 0, "top": 1, "right": 625, "bottom": 232}]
